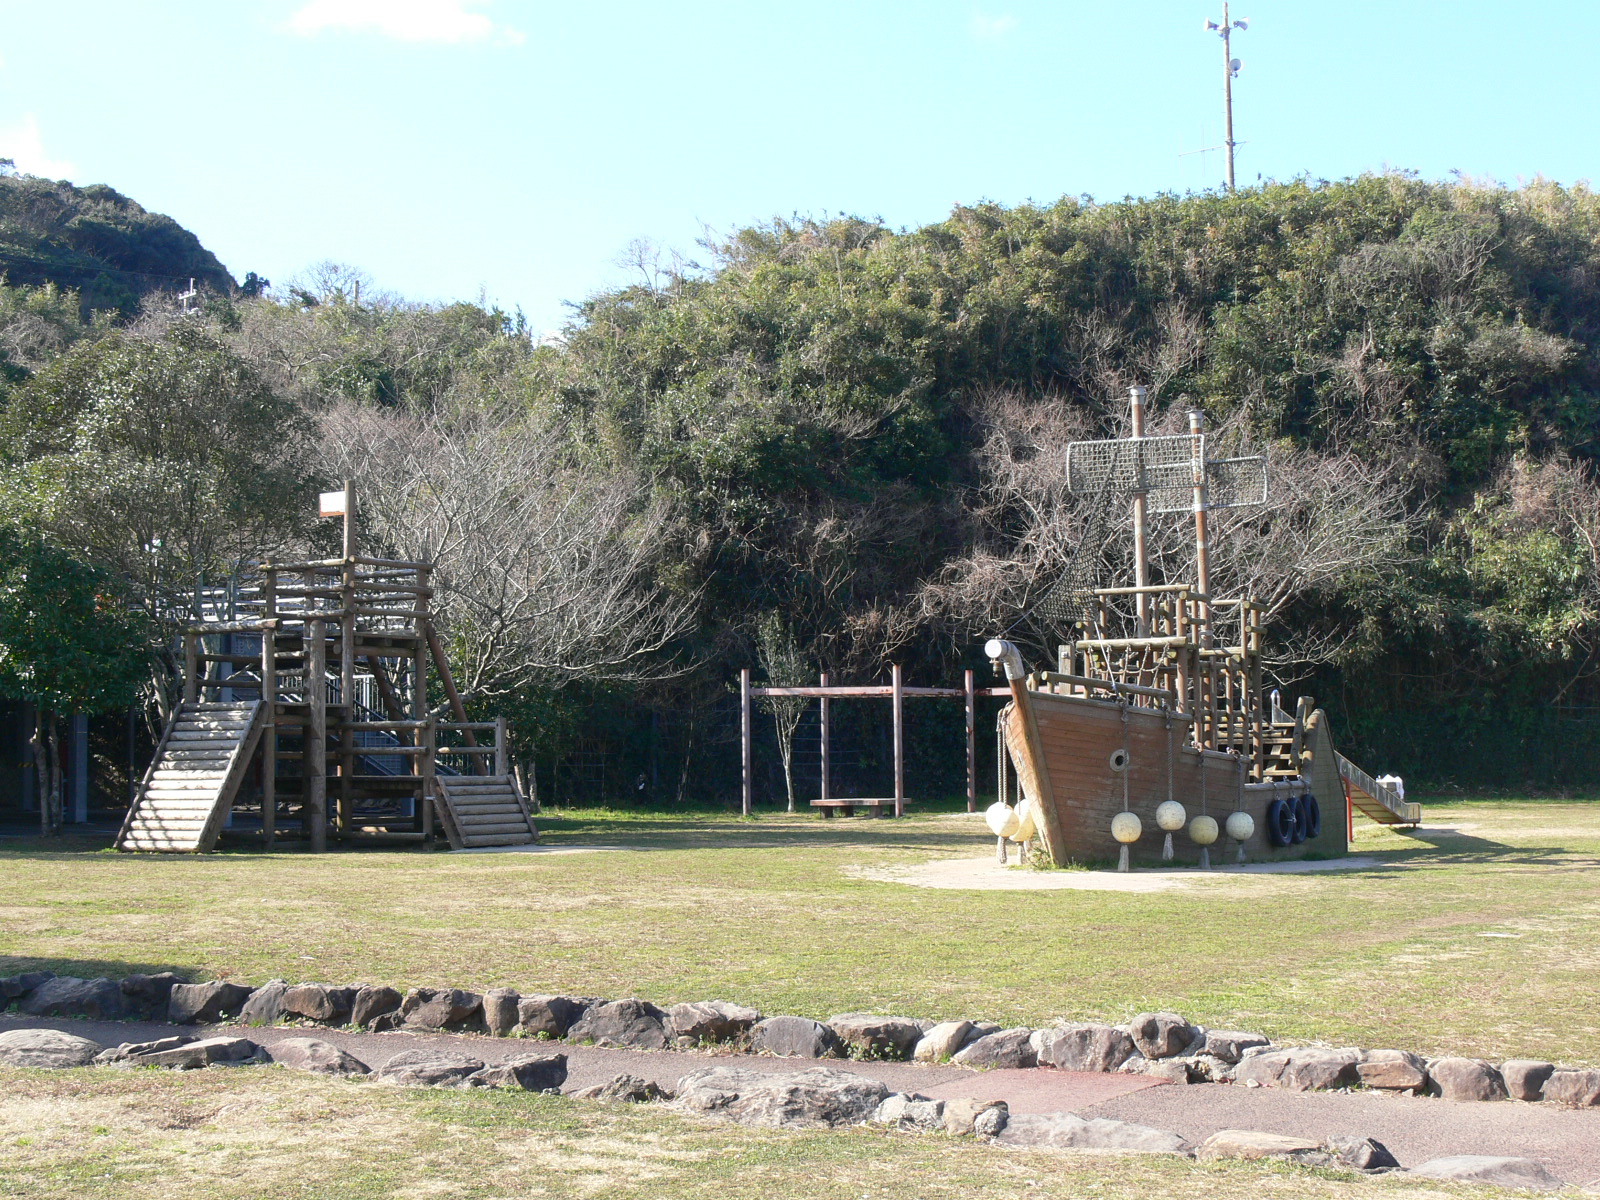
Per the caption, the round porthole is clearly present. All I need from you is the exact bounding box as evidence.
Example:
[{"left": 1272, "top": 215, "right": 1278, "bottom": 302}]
[{"left": 1108, "top": 748, "right": 1130, "bottom": 772}]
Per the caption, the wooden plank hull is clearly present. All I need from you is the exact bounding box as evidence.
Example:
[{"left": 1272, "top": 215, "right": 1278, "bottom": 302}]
[{"left": 1003, "top": 689, "right": 1349, "bottom": 866}]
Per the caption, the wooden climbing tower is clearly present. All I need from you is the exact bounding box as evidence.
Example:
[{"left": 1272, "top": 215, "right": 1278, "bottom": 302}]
[{"left": 116, "top": 486, "right": 537, "bottom": 853}]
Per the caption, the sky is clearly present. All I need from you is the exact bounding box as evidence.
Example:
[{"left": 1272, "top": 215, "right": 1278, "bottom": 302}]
[{"left": 1, "top": 0, "right": 1597, "bottom": 331}]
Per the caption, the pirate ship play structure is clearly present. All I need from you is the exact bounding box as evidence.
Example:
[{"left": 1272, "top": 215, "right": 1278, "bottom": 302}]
[
  {"left": 986, "top": 388, "right": 1419, "bottom": 869},
  {"left": 116, "top": 487, "right": 536, "bottom": 854}
]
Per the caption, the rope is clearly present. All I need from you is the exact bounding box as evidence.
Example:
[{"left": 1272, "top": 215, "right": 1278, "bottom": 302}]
[
  {"left": 1165, "top": 709, "right": 1174, "bottom": 808},
  {"left": 1120, "top": 702, "right": 1131, "bottom": 813}
]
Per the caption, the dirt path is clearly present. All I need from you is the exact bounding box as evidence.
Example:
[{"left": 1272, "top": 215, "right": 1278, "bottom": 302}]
[{"left": 6, "top": 1014, "right": 1599, "bottom": 1186}]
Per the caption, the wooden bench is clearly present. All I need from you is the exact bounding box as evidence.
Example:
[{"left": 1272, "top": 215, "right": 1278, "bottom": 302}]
[{"left": 809, "top": 798, "right": 897, "bottom": 818}]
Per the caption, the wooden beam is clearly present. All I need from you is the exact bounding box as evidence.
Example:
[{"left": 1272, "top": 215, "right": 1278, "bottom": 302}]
[
  {"left": 819, "top": 672, "right": 830, "bottom": 804},
  {"left": 740, "top": 668, "right": 752, "bottom": 817},
  {"left": 892, "top": 663, "right": 904, "bottom": 818},
  {"left": 422, "top": 621, "right": 479, "bottom": 772},
  {"left": 306, "top": 618, "right": 327, "bottom": 854},
  {"left": 965, "top": 668, "right": 976, "bottom": 813}
]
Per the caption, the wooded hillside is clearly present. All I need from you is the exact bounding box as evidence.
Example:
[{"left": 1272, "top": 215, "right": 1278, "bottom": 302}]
[{"left": 3, "top": 172, "right": 1598, "bottom": 796}]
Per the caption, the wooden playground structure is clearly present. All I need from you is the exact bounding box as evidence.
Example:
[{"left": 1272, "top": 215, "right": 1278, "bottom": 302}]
[
  {"left": 739, "top": 666, "right": 1010, "bottom": 816},
  {"left": 116, "top": 487, "right": 536, "bottom": 854},
  {"left": 985, "top": 389, "right": 1419, "bottom": 868}
]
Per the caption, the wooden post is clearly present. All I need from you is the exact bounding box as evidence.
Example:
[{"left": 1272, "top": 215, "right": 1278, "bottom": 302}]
[
  {"left": 307, "top": 617, "right": 327, "bottom": 853},
  {"left": 819, "top": 672, "right": 830, "bottom": 804},
  {"left": 965, "top": 668, "right": 976, "bottom": 813},
  {"left": 1189, "top": 407, "right": 1212, "bottom": 643},
  {"left": 423, "top": 621, "right": 479, "bottom": 771},
  {"left": 182, "top": 633, "right": 198, "bottom": 704},
  {"left": 892, "top": 663, "right": 904, "bottom": 818},
  {"left": 740, "top": 668, "right": 752, "bottom": 816},
  {"left": 420, "top": 716, "right": 436, "bottom": 843},
  {"left": 495, "top": 716, "right": 507, "bottom": 777},
  {"left": 1129, "top": 385, "right": 1150, "bottom": 634},
  {"left": 260, "top": 622, "right": 276, "bottom": 848}
]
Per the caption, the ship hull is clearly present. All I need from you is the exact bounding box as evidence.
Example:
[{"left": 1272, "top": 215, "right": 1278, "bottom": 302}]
[{"left": 1002, "top": 688, "right": 1348, "bottom": 867}]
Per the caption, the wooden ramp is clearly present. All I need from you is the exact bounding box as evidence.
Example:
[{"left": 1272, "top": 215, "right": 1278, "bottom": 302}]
[
  {"left": 117, "top": 702, "right": 266, "bottom": 853},
  {"left": 434, "top": 775, "right": 538, "bottom": 849},
  {"left": 1338, "top": 753, "right": 1422, "bottom": 826}
]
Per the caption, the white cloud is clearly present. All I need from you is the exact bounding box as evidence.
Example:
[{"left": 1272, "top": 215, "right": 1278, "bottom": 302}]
[
  {"left": 0, "top": 115, "right": 76, "bottom": 180},
  {"left": 970, "top": 11, "right": 1019, "bottom": 40},
  {"left": 288, "top": 0, "right": 524, "bottom": 45}
]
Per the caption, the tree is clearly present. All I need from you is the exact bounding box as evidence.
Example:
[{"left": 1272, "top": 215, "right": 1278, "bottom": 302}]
[
  {"left": 0, "top": 323, "right": 316, "bottom": 620},
  {"left": 319, "top": 398, "right": 697, "bottom": 763},
  {"left": 754, "top": 611, "right": 809, "bottom": 812},
  {"left": 0, "top": 530, "right": 150, "bottom": 833}
]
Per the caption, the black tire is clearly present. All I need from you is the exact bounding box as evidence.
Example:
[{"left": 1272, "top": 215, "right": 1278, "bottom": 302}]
[
  {"left": 1266, "top": 798, "right": 1295, "bottom": 847},
  {"left": 1300, "top": 794, "right": 1322, "bottom": 841},
  {"left": 1290, "top": 796, "right": 1308, "bottom": 843}
]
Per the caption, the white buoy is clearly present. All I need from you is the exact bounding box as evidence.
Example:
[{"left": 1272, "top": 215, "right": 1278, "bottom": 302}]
[
  {"left": 985, "top": 800, "right": 1020, "bottom": 839},
  {"left": 1226, "top": 810, "right": 1255, "bottom": 864},
  {"left": 1111, "top": 811, "right": 1142, "bottom": 873},
  {"left": 1155, "top": 800, "right": 1186, "bottom": 862},
  {"left": 1189, "top": 814, "right": 1219, "bottom": 870}
]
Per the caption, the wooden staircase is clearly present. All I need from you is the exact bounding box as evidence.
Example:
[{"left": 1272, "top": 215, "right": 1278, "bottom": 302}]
[
  {"left": 433, "top": 775, "right": 538, "bottom": 849},
  {"left": 117, "top": 702, "right": 267, "bottom": 852}
]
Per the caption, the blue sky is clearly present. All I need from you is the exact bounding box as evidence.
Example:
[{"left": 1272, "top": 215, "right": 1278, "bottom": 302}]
[{"left": 1, "top": 0, "right": 1597, "bottom": 330}]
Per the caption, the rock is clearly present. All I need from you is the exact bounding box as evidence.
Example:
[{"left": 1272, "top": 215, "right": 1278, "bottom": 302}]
[
  {"left": 239, "top": 980, "right": 290, "bottom": 1025},
  {"left": 967, "top": 1021, "right": 1001, "bottom": 1040},
  {"left": 369, "top": 1013, "right": 403, "bottom": 1033},
  {"left": 0, "top": 971, "right": 55, "bottom": 1005},
  {"left": 952, "top": 1027, "right": 1036, "bottom": 1070},
  {"left": 568, "top": 999, "right": 668, "bottom": 1050},
  {"left": 825, "top": 1014, "right": 929, "bottom": 1060},
  {"left": 667, "top": 1000, "right": 762, "bottom": 1045},
  {"left": 168, "top": 981, "right": 254, "bottom": 1024},
  {"left": 471, "top": 1052, "right": 568, "bottom": 1092},
  {"left": 996, "top": 1112, "right": 1186, "bottom": 1153},
  {"left": 941, "top": 1097, "right": 1008, "bottom": 1136},
  {"left": 1501, "top": 1060, "right": 1554, "bottom": 1102},
  {"left": 1142, "top": 1058, "right": 1190, "bottom": 1084},
  {"left": 118, "top": 972, "right": 185, "bottom": 1018},
  {"left": 1542, "top": 1068, "right": 1600, "bottom": 1107},
  {"left": 1117, "top": 1052, "right": 1150, "bottom": 1074},
  {"left": 1203, "top": 1030, "right": 1270, "bottom": 1064},
  {"left": 1129, "top": 1012, "right": 1196, "bottom": 1060},
  {"left": 268, "top": 1037, "right": 370, "bottom": 1076},
  {"left": 137, "top": 1036, "right": 262, "bottom": 1069},
  {"left": 350, "top": 985, "right": 402, "bottom": 1029},
  {"left": 398, "top": 987, "right": 483, "bottom": 1032},
  {"left": 19, "top": 976, "right": 124, "bottom": 1020},
  {"left": 1234, "top": 1046, "right": 1361, "bottom": 1092},
  {"left": 278, "top": 983, "right": 355, "bottom": 1025},
  {"left": 1182, "top": 1053, "right": 1235, "bottom": 1084},
  {"left": 0, "top": 1027, "right": 103, "bottom": 1068},
  {"left": 1326, "top": 1136, "right": 1401, "bottom": 1171},
  {"left": 481, "top": 988, "right": 520, "bottom": 1037},
  {"left": 751, "top": 1016, "right": 844, "bottom": 1059},
  {"left": 1036, "top": 1023, "right": 1136, "bottom": 1073},
  {"left": 1197, "top": 1129, "right": 1325, "bottom": 1163},
  {"left": 675, "top": 1065, "right": 889, "bottom": 1129},
  {"left": 1357, "top": 1049, "right": 1429, "bottom": 1093},
  {"left": 515, "top": 995, "right": 586, "bottom": 1039},
  {"left": 1429, "top": 1057, "right": 1507, "bottom": 1102},
  {"left": 573, "top": 1072, "right": 669, "bottom": 1102},
  {"left": 914, "top": 1021, "right": 975, "bottom": 1063},
  {"left": 873, "top": 1093, "right": 945, "bottom": 1131},
  {"left": 377, "top": 1049, "right": 486, "bottom": 1087},
  {"left": 974, "top": 1105, "right": 1008, "bottom": 1137},
  {"left": 95, "top": 1036, "right": 196, "bottom": 1065},
  {"left": 1409, "top": 1156, "right": 1560, "bottom": 1191}
]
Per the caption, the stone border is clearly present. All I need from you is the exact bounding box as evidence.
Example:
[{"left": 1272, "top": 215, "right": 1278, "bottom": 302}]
[{"left": 4, "top": 970, "right": 1597, "bottom": 1111}]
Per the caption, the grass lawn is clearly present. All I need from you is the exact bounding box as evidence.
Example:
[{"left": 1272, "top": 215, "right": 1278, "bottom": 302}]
[
  {"left": 2, "top": 796, "right": 1598, "bottom": 1064},
  {"left": 0, "top": 1067, "right": 1531, "bottom": 1200}
]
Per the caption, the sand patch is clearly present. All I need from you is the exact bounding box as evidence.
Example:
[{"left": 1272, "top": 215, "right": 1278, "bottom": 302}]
[{"left": 847, "top": 855, "right": 1390, "bottom": 892}]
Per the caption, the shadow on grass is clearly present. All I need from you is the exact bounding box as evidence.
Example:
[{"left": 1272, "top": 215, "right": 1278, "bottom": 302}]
[
  {"left": 1382, "top": 824, "right": 1600, "bottom": 869},
  {"left": 1, "top": 954, "right": 198, "bottom": 984}
]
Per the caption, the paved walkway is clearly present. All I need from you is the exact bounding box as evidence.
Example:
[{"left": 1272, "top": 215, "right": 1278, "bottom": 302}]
[{"left": 6, "top": 1015, "right": 1599, "bottom": 1187}]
